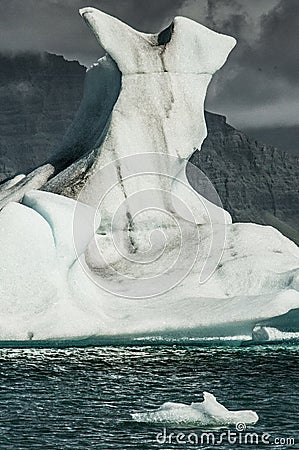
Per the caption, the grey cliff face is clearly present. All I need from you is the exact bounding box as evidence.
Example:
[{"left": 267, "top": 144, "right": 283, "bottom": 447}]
[
  {"left": 0, "top": 52, "right": 298, "bottom": 243},
  {"left": 0, "top": 52, "right": 85, "bottom": 181},
  {"left": 191, "top": 113, "right": 299, "bottom": 243}
]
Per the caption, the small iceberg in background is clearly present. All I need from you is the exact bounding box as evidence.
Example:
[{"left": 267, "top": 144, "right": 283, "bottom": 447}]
[
  {"left": 252, "top": 326, "right": 299, "bottom": 342},
  {"left": 131, "top": 392, "right": 258, "bottom": 428},
  {"left": 252, "top": 309, "right": 299, "bottom": 343}
]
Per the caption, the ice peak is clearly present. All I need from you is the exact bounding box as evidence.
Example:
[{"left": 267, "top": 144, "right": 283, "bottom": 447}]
[{"left": 79, "top": 7, "right": 236, "bottom": 75}]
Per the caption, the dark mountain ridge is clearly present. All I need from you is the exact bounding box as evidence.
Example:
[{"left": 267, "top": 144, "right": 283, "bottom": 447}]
[{"left": 0, "top": 52, "right": 85, "bottom": 179}]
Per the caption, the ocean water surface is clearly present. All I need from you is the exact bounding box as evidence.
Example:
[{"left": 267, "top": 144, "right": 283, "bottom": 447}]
[{"left": 0, "top": 345, "right": 298, "bottom": 449}]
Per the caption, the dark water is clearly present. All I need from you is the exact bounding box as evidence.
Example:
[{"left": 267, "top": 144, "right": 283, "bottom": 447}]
[{"left": 0, "top": 345, "right": 298, "bottom": 449}]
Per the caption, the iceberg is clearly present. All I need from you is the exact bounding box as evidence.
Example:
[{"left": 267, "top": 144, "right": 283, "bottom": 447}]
[
  {"left": 252, "top": 326, "right": 299, "bottom": 342},
  {"left": 45, "top": 7, "right": 235, "bottom": 227},
  {"left": 0, "top": 8, "right": 298, "bottom": 342},
  {"left": 131, "top": 392, "right": 259, "bottom": 427}
]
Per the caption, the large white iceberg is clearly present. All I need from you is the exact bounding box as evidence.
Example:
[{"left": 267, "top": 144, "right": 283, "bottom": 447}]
[{"left": 0, "top": 8, "right": 298, "bottom": 342}]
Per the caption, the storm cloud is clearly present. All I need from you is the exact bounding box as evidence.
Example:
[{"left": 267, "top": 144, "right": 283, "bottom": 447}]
[
  {"left": 180, "top": 0, "right": 299, "bottom": 129},
  {"left": 0, "top": 0, "right": 185, "bottom": 62}
]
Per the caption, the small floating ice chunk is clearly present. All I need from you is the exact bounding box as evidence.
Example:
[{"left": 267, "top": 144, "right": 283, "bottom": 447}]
[
  {"left": 131, "top": 392, "right": 258, "bottom": 428},
  {"left": 252, "top": 325, "right": 299, "bottom": 342}
]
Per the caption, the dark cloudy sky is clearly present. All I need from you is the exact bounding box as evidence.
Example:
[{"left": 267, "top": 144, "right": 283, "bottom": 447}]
[{"left": 0, "top": 0, "right": 298, "bottom": 152}]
